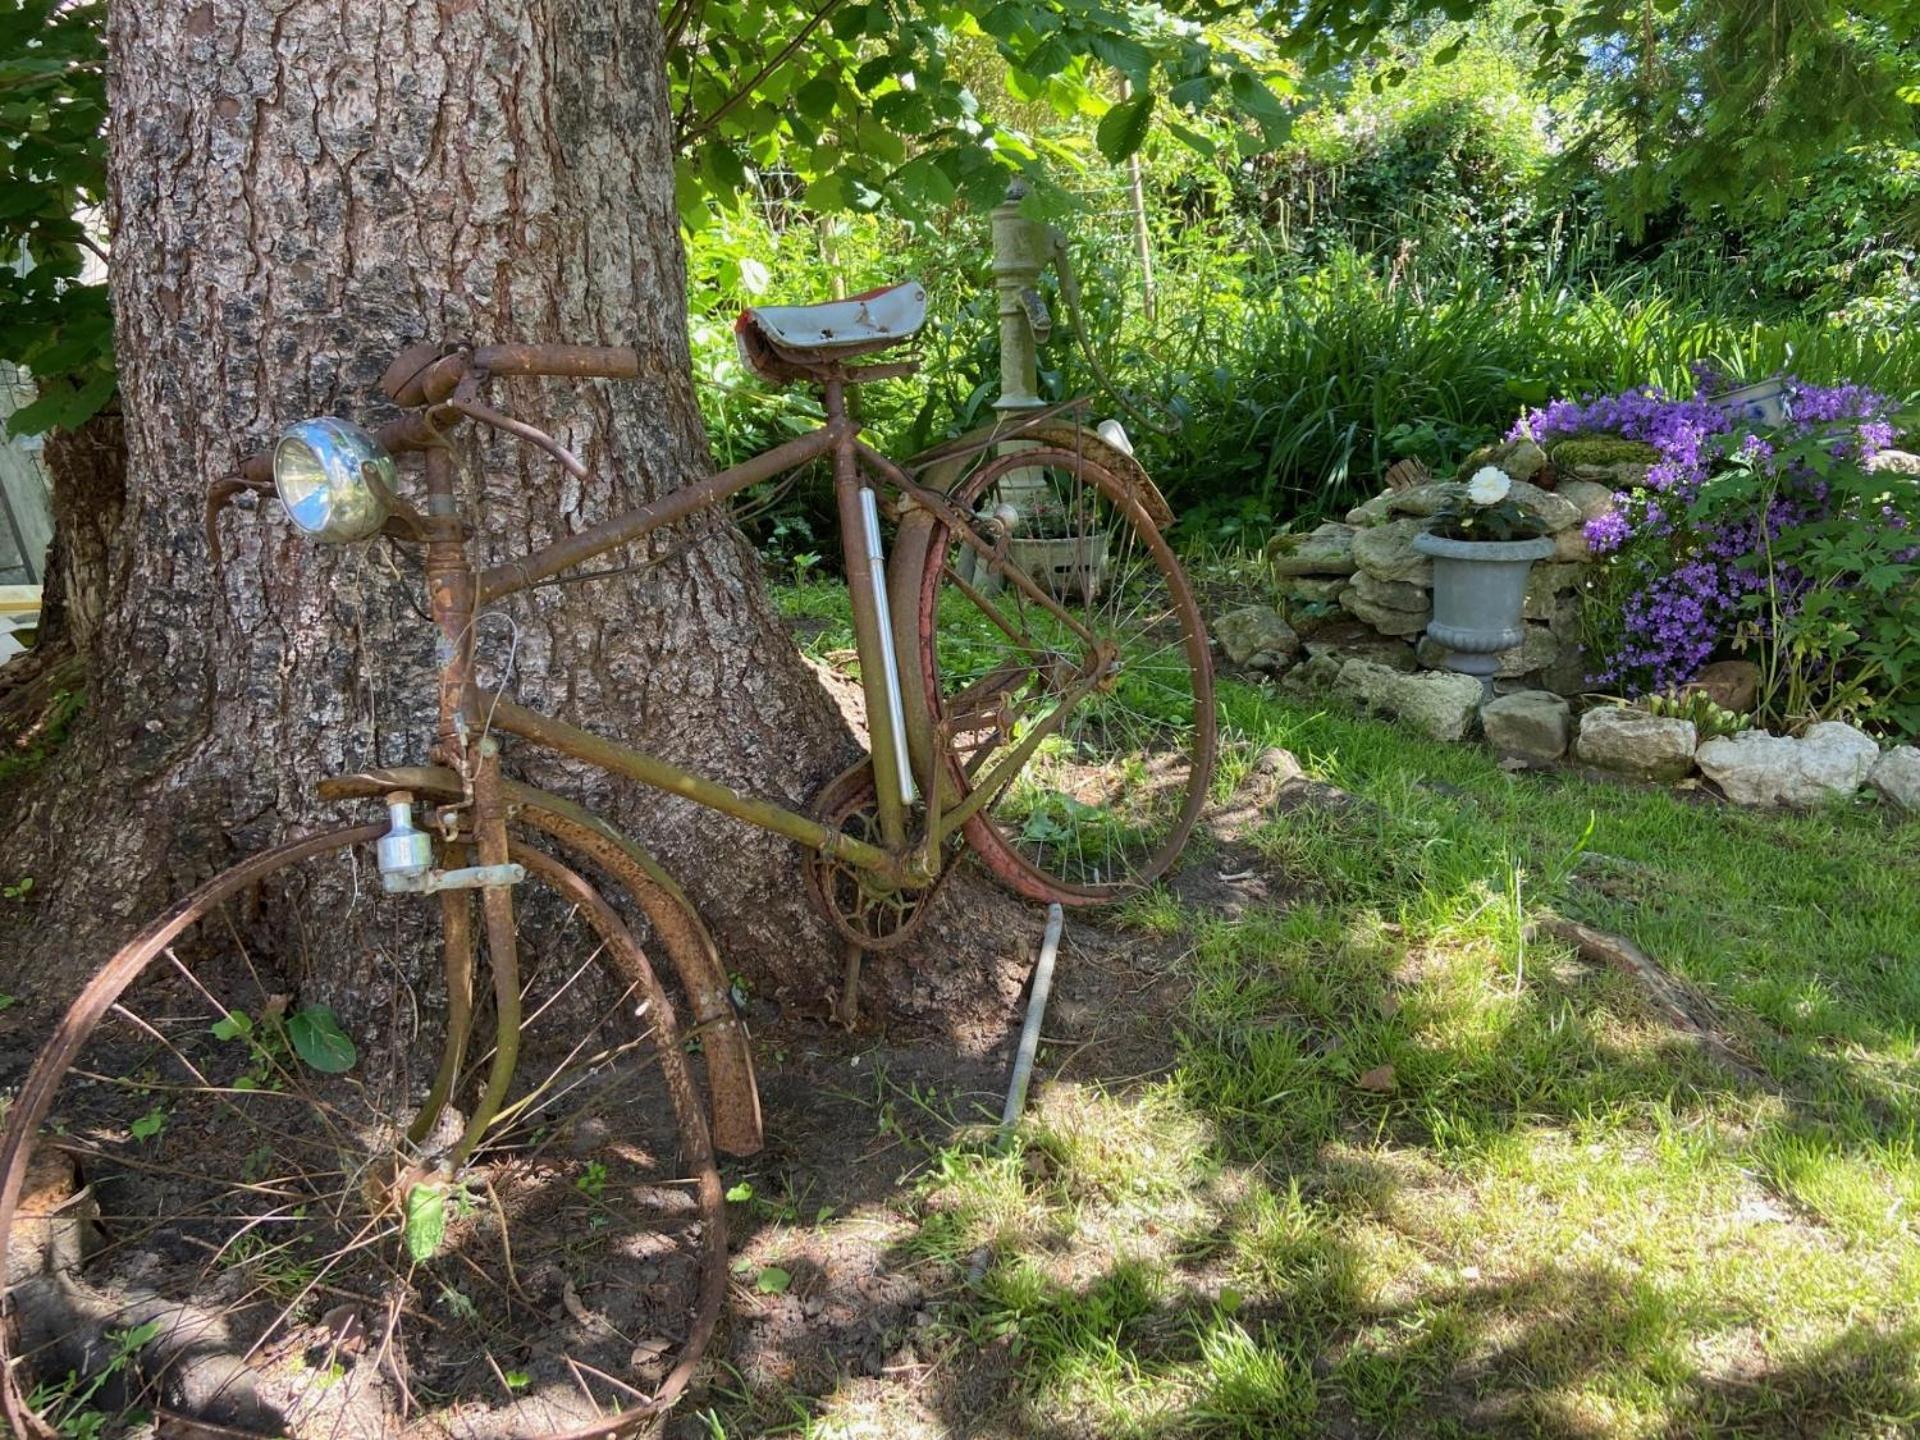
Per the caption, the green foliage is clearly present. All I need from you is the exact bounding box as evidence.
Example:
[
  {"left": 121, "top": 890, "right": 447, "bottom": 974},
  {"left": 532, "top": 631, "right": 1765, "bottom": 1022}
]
[
  {"left": 403, "top": 1181, "right": 449, "bottom": 1263},
  {"left": 0, "top": 0, "right": 109, "bottom": 437},
  {"left": 667, "top": 0, "right": 1294, "bottom": 228},
  {"left": 1643, "top": 688, "right": 1751, "bottom": 741},
  {"left": 1548, "top": 435, "right": 1662, "bottom": 469},
  {"left": 1692, "top": 433, "right": 1920, "bottom": 736},
  {"left": 1250, "top": 36, "right": 1552, "bottom": 271},
  {"left": 286, "top": 1004, "right": 357, "bottom": 1074},
  {"left": 1286, "top": 0, "right": 1919, "bottom": 231},
  {"left": 26, "top": 1318, "right": 161, "bottom": 1439},
  {"left": 1426, "top": 478, "right": 1547, "bottom": 541}
]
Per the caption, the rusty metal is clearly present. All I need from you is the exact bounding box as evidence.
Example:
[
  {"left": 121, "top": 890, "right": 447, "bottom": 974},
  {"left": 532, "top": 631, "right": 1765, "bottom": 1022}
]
[
  {"left": 317, "top": 767, "right": 763, "bottom": 1157},
  {"left": 0, "top": 819, "right": 726, "bottom": 1440},
  {"left": 801, "top": 761, "right": 953, "bottom": 952},
  {"left": 421, "top": 448, "right": 477, "bottom": 758},
  {"left": 447, "top": 393, "right": 589, "bottom": 480},
  {"left": 503, "top": 841, "right": 726, "bottom": 1437},
  {"left": 136, "top": 332, "right": 1219, "bottom": 1439},
  {"left": 474, "top": 421, "right": 843, "bottom": 603},
  {"left": 0, "top": 823, "right": 386, "bottom": 1440},
  {"left": 898, "top": 446, "right": 1218, "bottom": 905},
  {"left": 485, "top": 698, "right": 905, "bottom": 881},
  {"left": 408, "top": 838, "right": 475, "bottom": 1149},
  {"left": 450, "top": 737, "right": 520, "bottom": 1170},
  {"left": 894, "top": 397, "right": 1088, "bottom": 477}
]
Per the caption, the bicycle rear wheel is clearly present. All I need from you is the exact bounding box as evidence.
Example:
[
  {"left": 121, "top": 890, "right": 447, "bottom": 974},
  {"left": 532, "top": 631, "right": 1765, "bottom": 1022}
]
[
  {"left": 0, "top": 823, "right": 723, "bottom": 1440},
  {"left": 903, "top": 447, "right": 1215, "bottom": 903}
]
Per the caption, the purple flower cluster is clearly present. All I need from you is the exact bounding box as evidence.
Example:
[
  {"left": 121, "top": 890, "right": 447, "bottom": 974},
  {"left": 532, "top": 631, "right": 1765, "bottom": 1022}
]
[
  {"left": 1594, "top": 558, "right": 1770, "bottom": 692},
  {"left": 1508, "top": 375, "right": 1900, "bottom": 694}
]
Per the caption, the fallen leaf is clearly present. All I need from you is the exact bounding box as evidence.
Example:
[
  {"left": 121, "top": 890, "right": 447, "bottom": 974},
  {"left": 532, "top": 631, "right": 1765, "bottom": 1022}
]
[
  {"left": 755, "top": 1266, "right": 792, "bottom": 1294},
  {"left": 562, "top": 1280, "right": 610, "bottom": 1331},
  {"left": 1357, "top": 1064, "right": 1397, "bottom": 1093}
]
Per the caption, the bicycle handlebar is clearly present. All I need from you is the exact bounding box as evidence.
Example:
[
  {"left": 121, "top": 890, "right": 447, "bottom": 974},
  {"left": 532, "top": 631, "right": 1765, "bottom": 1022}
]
[{"left": 236, "top": 342, "right": 641, "bottom": 483}]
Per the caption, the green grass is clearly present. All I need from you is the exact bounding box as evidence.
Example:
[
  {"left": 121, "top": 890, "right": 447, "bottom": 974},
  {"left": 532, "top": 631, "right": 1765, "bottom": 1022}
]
[{"left": 776, "top": 675, "right": 1920, "bottom": 1438}]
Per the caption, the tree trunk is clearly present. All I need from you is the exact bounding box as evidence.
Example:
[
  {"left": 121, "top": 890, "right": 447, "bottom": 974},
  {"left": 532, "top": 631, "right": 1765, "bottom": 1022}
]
[{"left": 0, "top": 0, "right": 1022, "bottom": 1041}]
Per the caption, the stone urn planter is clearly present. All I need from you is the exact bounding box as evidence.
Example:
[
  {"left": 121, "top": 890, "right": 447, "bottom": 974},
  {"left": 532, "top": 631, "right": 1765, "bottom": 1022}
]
[{"left": 1413, "top": 530, "right": 1557, "bottom": 684}]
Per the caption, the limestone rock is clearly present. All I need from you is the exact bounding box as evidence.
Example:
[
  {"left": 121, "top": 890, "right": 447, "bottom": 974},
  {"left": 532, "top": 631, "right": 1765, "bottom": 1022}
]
[
  {"left": 1696, "top": 721, "right": 1879, "bottom": 806},
  {"left": 1280, "top": 651, "right": 1347, "bottom": 694},
  {"left": 1575, "top": 706, "right": 1697, "bottom": 781},
  {"left": 1504, "top": 479, "right": 1583, "bottom": 534},
  {"left": 1539, "top": 645, "right": 1591, "bottom": 697},
  {"left": 1420, "top": 625, "right": 1558, "bottom": 679},
  {"left": 1524, "top": 562, "right": 1587, "bottom": 620},
  {"left": 1554, "top": 478, "right": 1620, "bottom": 524},
  {"left": 1346, "top": 482, "right": 1450, "bottom": 527},
  {"left": 1457, "top": 438, "right": 1547, "bottom": 484},
  {"left": 1685, "top": 659, "right": 1761, "bottom": 715},
  {"left": 1341, "top": 588, "right": 1430, "bottom": 636},
  {"left": 1552, "top": 525, "right": 1593, "bottom": 562},
  {"left": 1213, "top": 605, "right": 1301, "bottom": 671},
  {"left": 1276, "top": 575, "right": 1347, "bottom": 605},
  {"left": 1481, "top": 690, "right": 1571, "bottom": 763},
  {"left": 1545, "top": 595, "right": 1584, "bottom": 642},
  {"left": 1351, "top": 519, "right": 1433, "bottom": 585},
  {"left": 1303, "top": 625, "right": 1418, "bottom": 672},
  {"left": 1868, "top": 746, "right": 1920, "bottom": 812},
  {"left": 1349, "top": 570, "right": 1431, "bottom": 612},
  {"left": 1866, "top": 449, "right": 1920, "bottom": 477},
  {"left": 1332, "top": 659, "right": 1485, "bottom": 742},
  {"left": 1268, "top": 522, "right": 1358, "bottom": 577},
  {"left": 1563, "top": 458, "right": 1654, "bottom": 491}
]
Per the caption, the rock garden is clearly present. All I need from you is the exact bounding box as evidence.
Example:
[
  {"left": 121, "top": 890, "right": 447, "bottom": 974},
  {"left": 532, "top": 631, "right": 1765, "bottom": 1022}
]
[{"left": 1214, "top": 374, "right": 1920, "bottom": 815}]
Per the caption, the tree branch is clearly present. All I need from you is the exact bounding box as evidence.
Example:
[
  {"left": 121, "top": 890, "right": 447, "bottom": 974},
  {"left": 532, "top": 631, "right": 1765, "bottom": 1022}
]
[{"left": 679, "top": 0, "right": 847, "bottom": 151}]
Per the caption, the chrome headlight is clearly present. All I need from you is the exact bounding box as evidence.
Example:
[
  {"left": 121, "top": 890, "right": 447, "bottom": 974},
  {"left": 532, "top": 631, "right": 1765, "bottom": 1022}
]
[{"left": 272, "top": 418, "right": 397, "bottom": 543}]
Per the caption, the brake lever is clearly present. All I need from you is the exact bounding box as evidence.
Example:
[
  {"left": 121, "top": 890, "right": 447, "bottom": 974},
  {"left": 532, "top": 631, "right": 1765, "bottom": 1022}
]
[
  {"left": 205, "top": 474, "right": 274, "bottom": 567},
  {"left": 447, "top": 375, "right": 589, "bottom": 480}
]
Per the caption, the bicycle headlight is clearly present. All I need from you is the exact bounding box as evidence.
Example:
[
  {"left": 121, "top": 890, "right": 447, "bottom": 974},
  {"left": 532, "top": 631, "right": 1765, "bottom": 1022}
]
[{"left": 272, "top": 418, "right": 397, "bottom": 543}]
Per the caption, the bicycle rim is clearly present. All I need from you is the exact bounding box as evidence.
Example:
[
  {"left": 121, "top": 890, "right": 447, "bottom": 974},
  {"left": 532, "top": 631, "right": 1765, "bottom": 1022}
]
[
  {"left": 910, "top": 447, "right": 1216, "bottom": 902},
  {"left": 0, "top": 824, "right": 723, "bottom": 1440}
]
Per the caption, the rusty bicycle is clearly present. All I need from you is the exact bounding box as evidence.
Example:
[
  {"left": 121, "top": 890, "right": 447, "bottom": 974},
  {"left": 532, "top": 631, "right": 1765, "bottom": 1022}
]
[{"left": 0, "top": 280, "right": 1215, "bottom": 1438}]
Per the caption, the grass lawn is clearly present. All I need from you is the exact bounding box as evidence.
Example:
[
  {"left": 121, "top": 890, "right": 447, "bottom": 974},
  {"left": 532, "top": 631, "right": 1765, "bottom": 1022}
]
[{"left": 725, "top": 605, "right": 1920, "bottom": 1437}]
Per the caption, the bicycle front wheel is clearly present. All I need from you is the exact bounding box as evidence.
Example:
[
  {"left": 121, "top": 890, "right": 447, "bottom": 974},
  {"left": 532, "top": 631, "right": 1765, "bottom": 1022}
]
[
  {"left": 905, "top": 447, "right": 1216, "bottom": 903},
  {"left": 0, "top": 823, "right": 723, "bottom": 1440}
]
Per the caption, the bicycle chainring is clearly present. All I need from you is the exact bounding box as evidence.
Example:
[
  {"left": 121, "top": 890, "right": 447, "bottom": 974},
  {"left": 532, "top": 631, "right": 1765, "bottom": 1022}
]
[{"left": 802, "top": 761, "right": 950, "bottom": 951}]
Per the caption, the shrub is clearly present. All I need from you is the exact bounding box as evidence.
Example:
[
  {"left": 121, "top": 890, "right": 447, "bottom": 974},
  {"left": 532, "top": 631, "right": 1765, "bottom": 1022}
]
[{"left": 1521, "top": 375, "right": 1920, "bottom": 736}]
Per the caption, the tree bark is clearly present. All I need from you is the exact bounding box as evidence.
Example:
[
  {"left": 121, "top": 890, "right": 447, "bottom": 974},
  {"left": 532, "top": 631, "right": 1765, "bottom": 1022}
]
[{"left": 0, "top": 0, "right": 1020, "bottom": 1039}]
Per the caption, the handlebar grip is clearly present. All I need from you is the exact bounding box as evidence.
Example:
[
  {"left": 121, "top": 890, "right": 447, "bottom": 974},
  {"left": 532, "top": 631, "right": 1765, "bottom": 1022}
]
[{"left": 469, "top": 344, "right": 639, "bottom": 381}]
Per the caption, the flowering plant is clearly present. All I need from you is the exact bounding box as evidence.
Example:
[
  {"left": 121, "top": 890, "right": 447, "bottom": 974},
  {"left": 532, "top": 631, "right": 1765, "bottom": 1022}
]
[
  {"left": 1514, "top": 370, "right": 1920, "bottom": 735},
  {"left": 1427, "top": 465, "right": 1550, "bottom": 542}
]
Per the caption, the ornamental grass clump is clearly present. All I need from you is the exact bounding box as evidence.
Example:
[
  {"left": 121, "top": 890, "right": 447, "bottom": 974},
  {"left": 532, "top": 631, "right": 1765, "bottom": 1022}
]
[
  {"left": 1515, "top": 371, "right": 1920, "bottom": 736},
  {"left": 1427, "top": 467, "right": 1551, "bottom": 542}
]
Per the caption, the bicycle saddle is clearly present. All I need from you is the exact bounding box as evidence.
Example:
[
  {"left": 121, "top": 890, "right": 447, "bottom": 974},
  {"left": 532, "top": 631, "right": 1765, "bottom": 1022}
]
[{"left": 736, "top": 279, "right": 926, "bottom": 383}]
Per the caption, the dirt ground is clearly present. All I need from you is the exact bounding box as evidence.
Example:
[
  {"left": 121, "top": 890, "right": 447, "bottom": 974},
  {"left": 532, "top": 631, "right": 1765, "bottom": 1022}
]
[{"left": 672, "top": 908, "right": 1192, "bottom": 1439}]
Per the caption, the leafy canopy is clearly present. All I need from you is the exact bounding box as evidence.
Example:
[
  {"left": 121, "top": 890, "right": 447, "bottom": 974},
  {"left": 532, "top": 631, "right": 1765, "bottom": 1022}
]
[
  {"left": 665, "top": 0, "right": 1294, "bottom": 228},
  {"left": 2, "top": 0, "right": 1915, "bottom": 436},
  {"left": 0, "top": 0, "right": 108, "bottom": 436}
]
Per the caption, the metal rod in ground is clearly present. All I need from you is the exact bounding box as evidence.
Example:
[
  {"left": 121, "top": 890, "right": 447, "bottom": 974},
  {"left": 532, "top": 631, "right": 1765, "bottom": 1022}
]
[
  {"left": 968, "top": 903, "right": 1067, "bottom": 1287},
  {"left": 999, "top": 903, "right": 1066, "bottom": 1138}
]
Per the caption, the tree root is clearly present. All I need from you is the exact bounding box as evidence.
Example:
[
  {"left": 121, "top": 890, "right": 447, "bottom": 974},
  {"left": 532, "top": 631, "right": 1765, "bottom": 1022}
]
[{"left": 1530, "top": 912, "right": 1772, "bottom": 1089}]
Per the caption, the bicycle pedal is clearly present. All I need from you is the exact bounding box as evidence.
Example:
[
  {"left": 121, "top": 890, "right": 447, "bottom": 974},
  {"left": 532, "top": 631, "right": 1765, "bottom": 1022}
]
[{"left": 381, "top": 862, "right": 527, "bottom": 895}]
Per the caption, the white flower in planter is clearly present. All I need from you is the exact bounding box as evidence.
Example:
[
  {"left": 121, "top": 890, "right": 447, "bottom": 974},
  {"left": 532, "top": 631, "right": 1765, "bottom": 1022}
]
[{"left": 1466, "top": 466, "right": 1512, "bottom": 505}]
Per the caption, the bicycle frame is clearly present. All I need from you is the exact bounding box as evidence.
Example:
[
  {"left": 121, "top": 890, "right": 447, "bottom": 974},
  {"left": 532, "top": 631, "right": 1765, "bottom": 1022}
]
[{"left": 315, "top": 343, "right": 1121, "bottom": 894}]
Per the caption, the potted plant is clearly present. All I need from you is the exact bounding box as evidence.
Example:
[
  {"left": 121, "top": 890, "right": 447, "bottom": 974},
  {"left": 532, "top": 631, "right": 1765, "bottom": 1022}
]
[{"left": 1413, "top": 466, "right": 1554, "bottom": 685}]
